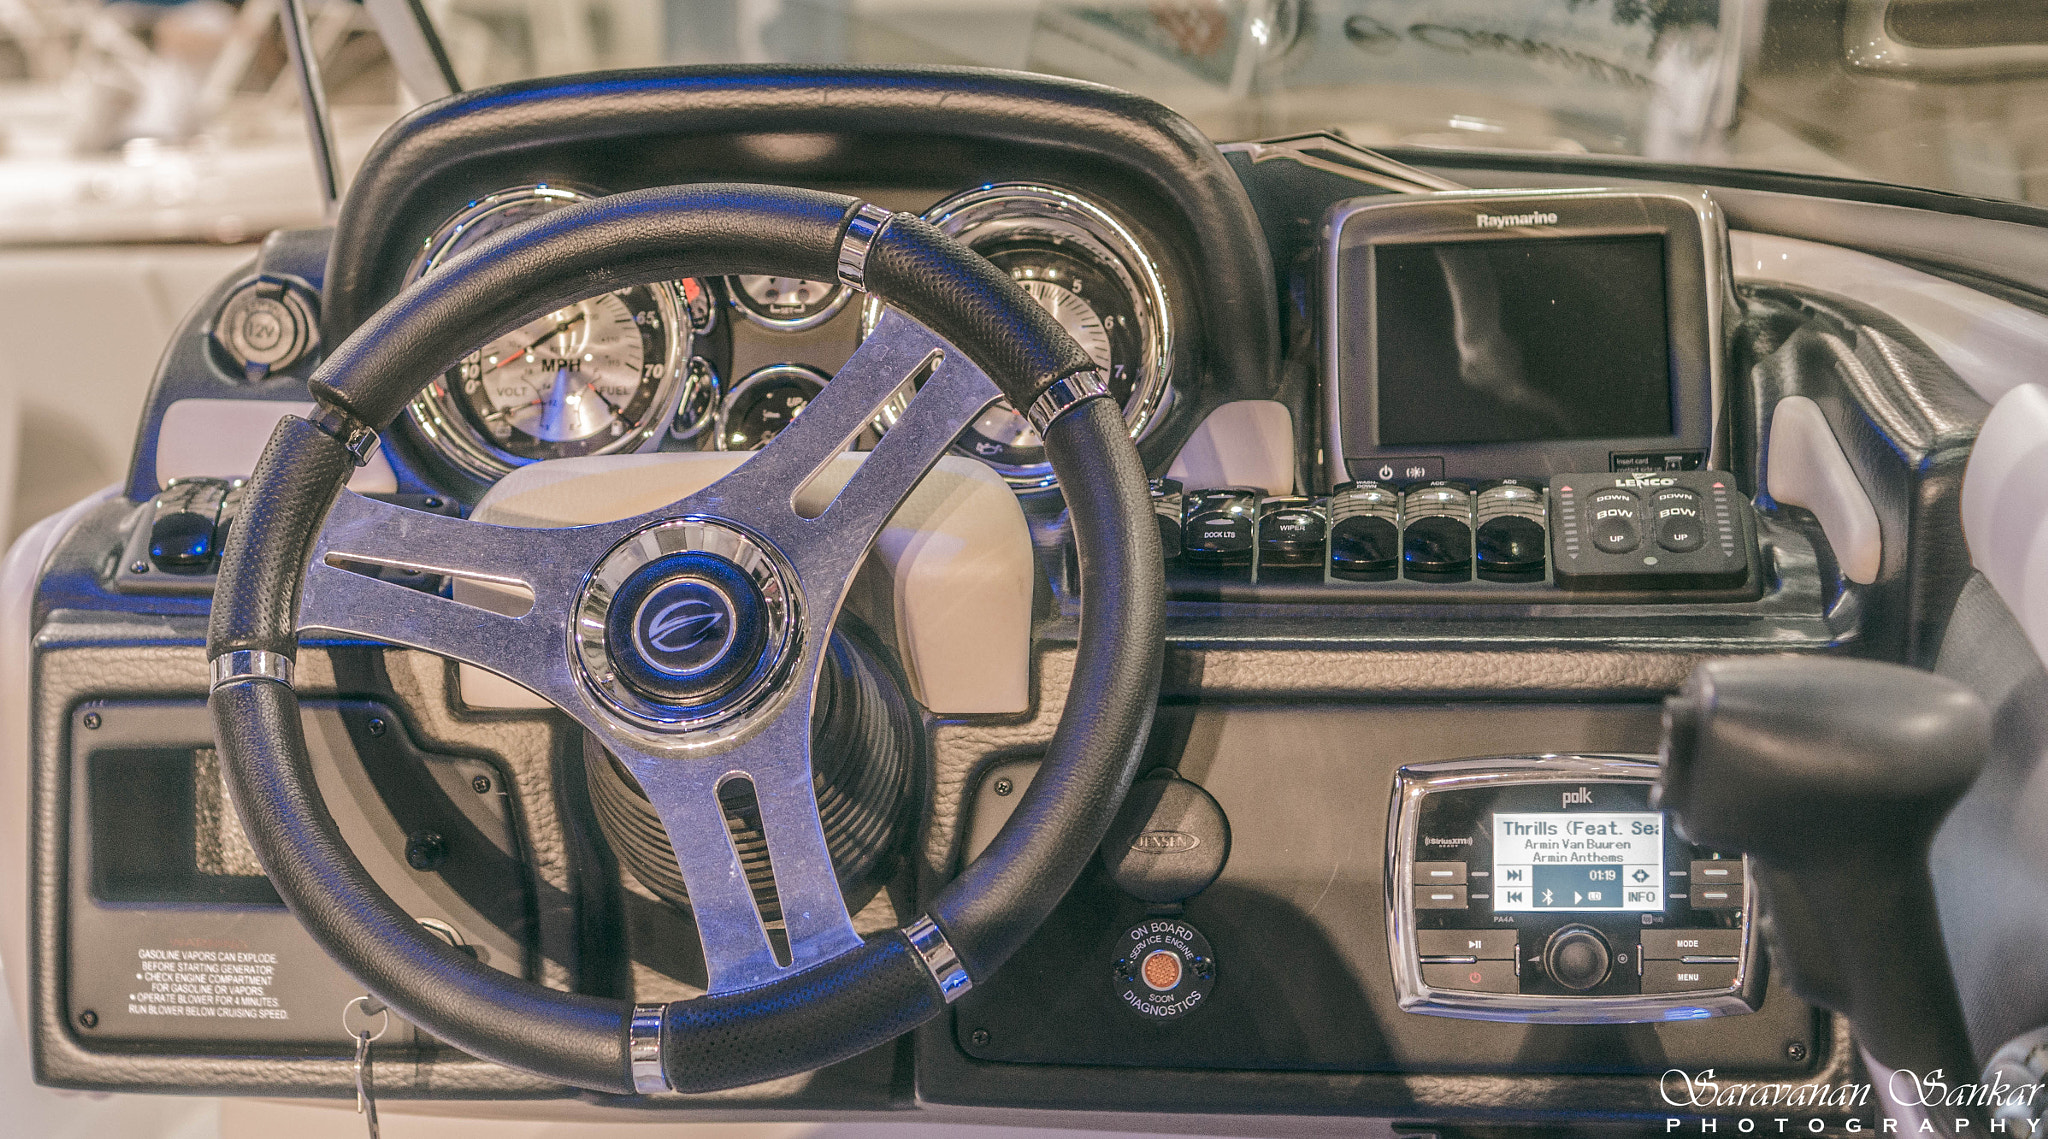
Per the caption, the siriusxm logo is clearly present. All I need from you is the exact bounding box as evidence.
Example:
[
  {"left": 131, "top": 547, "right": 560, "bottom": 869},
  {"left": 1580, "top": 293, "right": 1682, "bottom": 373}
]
[{"left": 634, "top": 581, "right": 734, "bottom": 675}]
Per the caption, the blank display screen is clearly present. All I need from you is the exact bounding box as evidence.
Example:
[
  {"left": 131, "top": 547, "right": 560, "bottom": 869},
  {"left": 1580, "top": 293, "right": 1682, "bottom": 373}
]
[{"left": 1374, "top": 235, "right": 1673, "bottom": 446}]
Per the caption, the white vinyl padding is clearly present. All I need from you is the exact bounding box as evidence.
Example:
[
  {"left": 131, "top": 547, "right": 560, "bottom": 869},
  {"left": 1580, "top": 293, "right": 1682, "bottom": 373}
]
[
  {"left": 457, "top": 451, "right": 1033, "bottom": 716},
  {"left": 156, "top": 398, "right": 398, "bottom": 493},
  {"left": 1765, "top": 395, "right": 1883, "bottom": 585},
  {"left": 1165, "top": 399, "right": 1295, "bottom": 495},
  {"left": 1963, "top": 384, "right": 2048, "bottom": 670}
]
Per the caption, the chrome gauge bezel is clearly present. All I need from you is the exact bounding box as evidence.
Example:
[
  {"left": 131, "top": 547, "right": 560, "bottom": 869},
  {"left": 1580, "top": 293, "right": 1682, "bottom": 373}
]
[
  {"left": 863, "top": 183, "right": 1176, "bottom": 490},
  {"left": 725, "top": 274, "right": 853, "bottom": 332},
  {"left": 715, "top": 363, "right": 831, "bottom": 452},
  {"left": 402, "top": 184, "right": 694, "bottom": 483}
]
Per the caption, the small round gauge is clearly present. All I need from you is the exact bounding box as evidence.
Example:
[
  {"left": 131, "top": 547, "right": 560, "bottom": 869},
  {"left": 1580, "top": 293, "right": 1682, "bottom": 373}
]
[
  {"left": 717, "top": 364, "right": 828, "bottom": 451},
  {"left": 726, "top": 275, "right": 850, "bottom": 332},
  {"left": 861, "top": 184, "right": 1174, "bottom": 491},
  {"left": 679, "top": 276, "right": 717, "bottom": 333},
  {"left": 402, "top": 184, "right": 704, "bottom": 481},
  {"left": 670, "top": 356, "right": 721, "bottom": 442}
]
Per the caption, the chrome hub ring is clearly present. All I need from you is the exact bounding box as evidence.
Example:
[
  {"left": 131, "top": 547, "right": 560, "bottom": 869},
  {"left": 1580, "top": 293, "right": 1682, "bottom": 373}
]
[{"left": 572, "top": 517, "right": 801, "bottom": 746}]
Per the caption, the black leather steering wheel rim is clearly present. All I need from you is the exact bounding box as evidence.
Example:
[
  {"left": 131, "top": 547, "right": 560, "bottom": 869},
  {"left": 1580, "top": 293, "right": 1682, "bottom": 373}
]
[{"left": 204, "top": 184, "right": 1164, "bottom": 1094}]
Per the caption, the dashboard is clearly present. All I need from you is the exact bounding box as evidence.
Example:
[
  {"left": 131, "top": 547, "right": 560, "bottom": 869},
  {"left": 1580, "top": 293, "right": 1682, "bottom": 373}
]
[{"left": 9, "top": 65, "right": 2045, "bottom": 1137}]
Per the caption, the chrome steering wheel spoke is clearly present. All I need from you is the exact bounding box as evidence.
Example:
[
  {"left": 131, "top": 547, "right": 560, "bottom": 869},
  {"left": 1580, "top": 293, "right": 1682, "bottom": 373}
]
[
  {"left": 298, "top": 309, "right": 1002, "bottom": 995},
  {"left": 300, "top": 488, "right": 629, "bottom": 709},
  {"left": 605, "top": 704, "right": 862, "bottom": 994}
]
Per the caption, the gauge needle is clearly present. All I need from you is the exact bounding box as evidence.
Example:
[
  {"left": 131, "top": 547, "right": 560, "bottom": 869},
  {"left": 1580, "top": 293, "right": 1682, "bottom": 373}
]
[
  {"left": 491, "top": 311, "right": 587, "bottom": 372},
  {"left": 537, "top": 368, "right": 575, "bottom": 439},
  {"left": 583, "top": 381, "right": 622, "bottom": 415}
]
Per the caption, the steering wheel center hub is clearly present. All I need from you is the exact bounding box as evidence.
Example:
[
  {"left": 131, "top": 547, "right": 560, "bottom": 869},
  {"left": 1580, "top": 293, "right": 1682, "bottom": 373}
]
[{"left": 573, "top": 518, "right": 800, "bottom": 738}]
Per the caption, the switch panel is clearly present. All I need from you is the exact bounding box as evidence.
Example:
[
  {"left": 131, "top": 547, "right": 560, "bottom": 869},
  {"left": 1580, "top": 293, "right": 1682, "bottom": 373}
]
[{"left": 1549, "top": 471, "right": 1751, "bottom": 591}]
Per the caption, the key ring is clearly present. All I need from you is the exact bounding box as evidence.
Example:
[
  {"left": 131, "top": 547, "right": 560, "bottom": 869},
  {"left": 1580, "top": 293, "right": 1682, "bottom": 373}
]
[{"left": 343, "top": 995, "right": 389, "bottom": 1043}]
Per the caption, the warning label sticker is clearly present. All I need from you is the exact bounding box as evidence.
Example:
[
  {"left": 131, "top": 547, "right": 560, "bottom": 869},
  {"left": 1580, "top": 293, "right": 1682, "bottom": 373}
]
[{"left": 125, "top": 948, "right": 288, "bottom": 1020}]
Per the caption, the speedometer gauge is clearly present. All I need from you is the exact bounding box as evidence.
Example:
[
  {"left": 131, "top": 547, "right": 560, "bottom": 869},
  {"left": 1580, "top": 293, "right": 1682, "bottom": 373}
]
[
  {"left": 863, "top": 184, "right": 1174, "bottom": 490},
  {"left": 402, "top": 184, "right": 697, "bottom": 481},
  {"left": 955, "top": 244, "right": 1145, "bottom": 470},
  {"left": 449, "top": 288, "right": 671, "bottom": 461}
]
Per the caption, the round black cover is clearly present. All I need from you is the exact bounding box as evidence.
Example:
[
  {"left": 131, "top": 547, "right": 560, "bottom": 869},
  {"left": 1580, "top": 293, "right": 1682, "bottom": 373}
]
[{"left": 1099, "top": 772, "right": 1230, "bottom": 905}]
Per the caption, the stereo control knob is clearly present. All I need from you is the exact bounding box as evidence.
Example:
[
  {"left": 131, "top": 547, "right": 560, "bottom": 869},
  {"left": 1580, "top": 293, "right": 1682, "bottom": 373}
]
[{"left": 1542, "top": 926, "right": 1611, "bottom": 991}]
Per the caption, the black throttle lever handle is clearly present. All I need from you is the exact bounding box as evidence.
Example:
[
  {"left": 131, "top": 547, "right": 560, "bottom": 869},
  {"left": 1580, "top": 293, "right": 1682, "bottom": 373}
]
[{"left": 1657, "top": 658, "right": 1990, "bottom": 1088}]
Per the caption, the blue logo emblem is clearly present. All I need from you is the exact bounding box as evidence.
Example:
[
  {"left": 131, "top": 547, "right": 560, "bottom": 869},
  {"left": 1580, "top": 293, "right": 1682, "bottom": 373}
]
[{"left": 633, "top": 580, "right": 734, "bottom": 676}]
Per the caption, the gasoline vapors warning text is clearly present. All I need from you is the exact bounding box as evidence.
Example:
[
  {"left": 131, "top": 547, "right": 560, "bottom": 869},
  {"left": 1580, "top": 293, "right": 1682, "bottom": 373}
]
[{"left": 126, "top": 947, "right": 287, "bottom": 1020}]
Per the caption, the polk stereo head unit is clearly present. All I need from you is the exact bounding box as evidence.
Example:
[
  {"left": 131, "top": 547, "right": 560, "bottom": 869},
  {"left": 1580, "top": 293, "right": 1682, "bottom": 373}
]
[
  {"left": 1388, "top": 755, "right": 1760, "bottom": 1023},
  {"left": 1323, "top": 187, "right": 1732, "bottom": 484}
]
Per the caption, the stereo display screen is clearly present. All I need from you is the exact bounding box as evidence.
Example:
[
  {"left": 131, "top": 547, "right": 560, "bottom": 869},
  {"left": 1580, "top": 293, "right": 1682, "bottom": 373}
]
[
  {"left": 1374, "top": 235, "right": 1673, "bottom": 446},
  {"left": 1490, "top": 810, "right": 1665, "bottom": 913}
]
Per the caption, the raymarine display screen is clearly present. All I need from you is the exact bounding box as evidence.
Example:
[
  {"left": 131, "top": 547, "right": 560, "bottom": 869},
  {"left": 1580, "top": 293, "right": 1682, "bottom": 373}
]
[
  {"left": 1490, "top": 811, "right": 1665, "bottom": 913},
  {"left": 1374, "top": 235, "right": 1673, "bottom": 446}
]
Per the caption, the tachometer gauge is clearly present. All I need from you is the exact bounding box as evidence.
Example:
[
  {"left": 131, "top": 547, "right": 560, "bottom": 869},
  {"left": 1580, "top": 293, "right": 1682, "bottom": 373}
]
[
  {"left": 726, "top": 275, "right": 850, "bottom": 331},
  {"left": 954, "top": 244, "right": 1144, "bottom": 470},
  {"left": 402, "top": 184, "right": 698, "bottom": 481},
  {"left": 718, "top": 364, "right": 828, "bottom": 451},
  {"left": 862, "top": 184, "right": 1174, "bottom": 491}
]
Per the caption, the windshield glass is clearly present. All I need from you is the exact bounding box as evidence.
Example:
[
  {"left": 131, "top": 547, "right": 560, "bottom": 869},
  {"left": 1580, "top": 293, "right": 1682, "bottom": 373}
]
[{"left": 418, "top": 0, "right": 2047, "bottom": 203}]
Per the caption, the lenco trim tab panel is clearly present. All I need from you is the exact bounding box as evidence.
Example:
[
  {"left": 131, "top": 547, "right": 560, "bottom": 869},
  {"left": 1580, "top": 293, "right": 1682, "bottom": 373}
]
[
  {"left": 1323, "top": 187, "right": 1731, "bottom": 484},
  {"left": 1388, "top": 755, "right": 1760, "bottom": 1024}
]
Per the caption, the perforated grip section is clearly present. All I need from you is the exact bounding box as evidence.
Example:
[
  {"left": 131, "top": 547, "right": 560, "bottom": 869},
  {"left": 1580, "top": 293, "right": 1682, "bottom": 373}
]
[
  {"left": 209, "top": 679, "right": 636, "bottom": 1092},
  {"left": 206, "top": 417, "right": 352, "bottom": 660},
  {"left": 861, "top": 214, "right": 1097, "bottom": 414},
  {"left": 931, "top": 397, "right": 1165, "bottom": 976},
  {"left": 659, "top": 933, "right": 941, "bottom": 1093}
]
